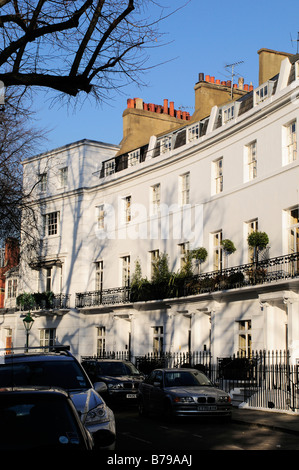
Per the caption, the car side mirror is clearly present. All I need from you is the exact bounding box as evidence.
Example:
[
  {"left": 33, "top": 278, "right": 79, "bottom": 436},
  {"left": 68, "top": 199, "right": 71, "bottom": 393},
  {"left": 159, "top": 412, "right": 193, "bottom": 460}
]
[
  {"left": 94, "top": 381, "right": 108, "bottom": 394},
  {"left": 153, "top": 381, "right": 162, "bottom": 388}
]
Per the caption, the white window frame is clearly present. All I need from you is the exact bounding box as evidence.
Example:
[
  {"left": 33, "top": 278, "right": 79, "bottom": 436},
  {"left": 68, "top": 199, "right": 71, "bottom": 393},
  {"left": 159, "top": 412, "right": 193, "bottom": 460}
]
[
  {"left": 104, "top": 159, "right": 115, "bottom": 176},
  {"left": 60, "top": 167, "right": 68, "bottom": 187},
  {"left": 212, "top": 158, "right": 223, "bottom": 194},
  {"left": 238, "top": 320, "right": 252, "bottom": 356},
  {"left": 43, "top": 211, "right": 60, "bottom": 237},
  {"left": 254, "top": 81, "right": 275, "bottom": 105},
  {"left": 40, "top": 328, "right": 56, "bottom": 351},
  {"left": 187, "top": 123, "right": 200, "bottom": 142},
  {"left": 283, "top": 120, "right": 297, "bottom": 165},
  {"left": 121, "top": 255, "right": 130, "bottom": 287},
  {"left": 128, "top": 149, "right": 140, "bottom": 167},
  {"left": 244, "top": 140, "right": 257, "bottom": 181},
  {"left": 153, "top": 326, "right": 164, "bottom": 354},
  {"left": 178, "top": 242, "right": 190, "bottom": 270},
  {"left": 97, "top": 204, "right": 105, "bottom": 230},
  {"left": 160, "top": 136, "right": 172, "bottom": 154},
  {"left": 95, "top": 260, "right": 104, "bottom": 291},
  {"left": 39, "top": 173, "right": 47, "bottom": 192},
  {"left": 222, "top": 102, "right": 240, "bottom": 124},
  {"left": 212, "top": 230, "right": 222, "bottom": 271},
  {"left": 96, "top": 326, "right": 106, "bottom": 355},
  {"left": 7, "top": 278, "right": 17, "bottom": 298},
  {"left": 179, "top": 172, "right": 190, "bottom": 205},
  {"left": 151, "top": 183, "right": 161, "bottom": 215}
]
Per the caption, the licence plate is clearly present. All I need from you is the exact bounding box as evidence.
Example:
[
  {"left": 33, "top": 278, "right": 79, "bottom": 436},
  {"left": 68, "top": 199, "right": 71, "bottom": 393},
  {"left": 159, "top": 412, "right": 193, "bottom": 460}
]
[
  {"left": 126, "top": 394, "right": 137, "bottom": 399},
  {"left": 198, "top": 405, "right": 217, "bottom": 411}
]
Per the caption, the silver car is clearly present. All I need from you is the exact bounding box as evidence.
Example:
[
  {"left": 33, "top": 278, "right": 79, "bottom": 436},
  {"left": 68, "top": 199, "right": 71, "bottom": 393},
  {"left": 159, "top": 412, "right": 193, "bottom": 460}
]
[{"left": 138, "top": 368, "right": 232, "bottom": 420}]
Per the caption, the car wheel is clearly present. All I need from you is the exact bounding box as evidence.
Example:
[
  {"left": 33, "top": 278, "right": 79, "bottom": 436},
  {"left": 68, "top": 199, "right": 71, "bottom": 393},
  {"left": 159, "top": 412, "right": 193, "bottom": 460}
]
[{"left": 138, "top": 398, "right": 149, "bottom": 417}]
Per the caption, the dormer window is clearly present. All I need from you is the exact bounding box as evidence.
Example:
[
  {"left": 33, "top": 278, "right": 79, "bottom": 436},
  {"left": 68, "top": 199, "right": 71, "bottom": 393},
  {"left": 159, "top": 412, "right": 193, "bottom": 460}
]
[
  {"left": 104, "top": 159, "right": 115, "bottom": 176},
  {"left": 128, "top": 149, "right": 140, "bottom": 167},
  {"left": 160, "top": 136, "right": 172, "bottom": 154},
  {"left": 187, "top": 123, "right": 200, "bottom": 142},
  {"left": 254, "top": 81, "right": 275, "bottom": 105},
  {"left": 222, "top": 102, "right": 240, "bottom": 124}
]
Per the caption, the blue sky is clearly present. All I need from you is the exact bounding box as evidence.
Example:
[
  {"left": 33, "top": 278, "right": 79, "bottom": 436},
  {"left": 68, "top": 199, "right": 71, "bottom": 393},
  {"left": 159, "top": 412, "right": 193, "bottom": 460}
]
[{"left": 32, "top": 0, "right": 299, "bottom": 153}]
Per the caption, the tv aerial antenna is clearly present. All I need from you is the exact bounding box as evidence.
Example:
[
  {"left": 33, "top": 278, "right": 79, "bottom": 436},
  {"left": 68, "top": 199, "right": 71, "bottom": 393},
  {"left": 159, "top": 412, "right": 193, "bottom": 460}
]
[
  {"left": 290, "top": 32, "right": 299, "bottom": 53},
  {"left": 225, "top": 60, "right": 244, "bottom": 98}
]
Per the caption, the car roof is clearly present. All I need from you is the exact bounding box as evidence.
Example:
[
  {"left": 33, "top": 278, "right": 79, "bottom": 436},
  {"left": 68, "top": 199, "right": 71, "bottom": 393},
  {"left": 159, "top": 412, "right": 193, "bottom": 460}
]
[
  {"left": 83, "top": 358, "right": 132, "bottom": 363},
  {"left": 2, "top": 352, "right": 75, "bottom": 363}
]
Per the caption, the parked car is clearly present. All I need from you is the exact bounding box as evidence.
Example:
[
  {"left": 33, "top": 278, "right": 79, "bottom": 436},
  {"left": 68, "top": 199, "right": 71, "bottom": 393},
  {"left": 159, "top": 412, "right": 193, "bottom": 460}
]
[
  {"left": 0, "top": 348, "right": 116, "bottom": 449},
  {"left": 0, "top": 387, "right": 94, "bottom": 450},
  {"left": 138, "top": 368, "right": 232, "bottom": 420},
  {"left": 81, "top": 359, "right": 144, "bottom": 405}
]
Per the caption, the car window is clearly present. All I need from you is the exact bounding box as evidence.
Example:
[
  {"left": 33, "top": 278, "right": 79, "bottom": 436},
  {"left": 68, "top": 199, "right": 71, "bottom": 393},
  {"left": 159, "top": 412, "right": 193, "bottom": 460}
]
[
  {"left": 0, "top": 394, "right": 85, "bottom": 449},
  {"left": 0, "top": 360, "right": 90, "bottom": 390},
  {"left": 164, "top": 371, "right": 212, "bottom": 387}
]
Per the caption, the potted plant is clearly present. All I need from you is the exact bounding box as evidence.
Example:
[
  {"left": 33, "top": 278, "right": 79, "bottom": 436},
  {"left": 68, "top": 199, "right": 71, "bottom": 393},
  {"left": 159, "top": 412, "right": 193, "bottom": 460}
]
[
  {"left": 191, "top": 247, "right": 208, "bottom": 273},
  {"left": 221, "top": 239, "right": 236, "bottom": 269},
  {"left": 247, "top": 231, "right": 269, "bottom": 264}
]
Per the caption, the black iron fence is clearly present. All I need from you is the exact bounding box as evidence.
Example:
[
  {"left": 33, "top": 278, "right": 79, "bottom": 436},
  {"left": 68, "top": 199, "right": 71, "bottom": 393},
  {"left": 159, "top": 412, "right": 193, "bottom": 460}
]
[
  {"left": 75, "top": 252, "right": 299, "bottom": 308},
  {"left": 81, "top": 349, "right": 299, "bottom": 413}
]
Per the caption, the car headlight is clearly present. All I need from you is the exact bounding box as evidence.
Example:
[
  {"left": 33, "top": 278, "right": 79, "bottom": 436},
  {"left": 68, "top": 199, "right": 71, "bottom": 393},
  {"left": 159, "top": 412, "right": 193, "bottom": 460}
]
[
  {"left": 218, "top": 395, "right": 231, "bottom": 403},
  {"left": 85, "top": 404, "right": 110, "bottom": 425},
  {"left": 173, "top": 396, "right": 194, "bottom": 403},
  {"left": 108, "top": 383, "right": 124, "bottom": 389}
]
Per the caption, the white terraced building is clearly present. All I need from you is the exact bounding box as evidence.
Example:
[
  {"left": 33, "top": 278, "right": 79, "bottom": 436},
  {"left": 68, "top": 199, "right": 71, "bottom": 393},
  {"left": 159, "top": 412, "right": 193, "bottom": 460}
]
[{"left": 3, "top": 47, "right": 299, "bottom": 365}]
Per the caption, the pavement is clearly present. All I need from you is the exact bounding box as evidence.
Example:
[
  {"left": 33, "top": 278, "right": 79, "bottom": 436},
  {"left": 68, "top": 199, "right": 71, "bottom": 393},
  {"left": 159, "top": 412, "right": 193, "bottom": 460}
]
[{"left": 232, "top": 406, "right": 299, "bottom": 435}]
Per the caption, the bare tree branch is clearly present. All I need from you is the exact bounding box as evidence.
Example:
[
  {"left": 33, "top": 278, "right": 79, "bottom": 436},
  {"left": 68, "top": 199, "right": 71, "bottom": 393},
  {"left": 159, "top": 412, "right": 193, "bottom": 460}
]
[{"left": 0, "top": 0, "right": 185, "bottom": 100}]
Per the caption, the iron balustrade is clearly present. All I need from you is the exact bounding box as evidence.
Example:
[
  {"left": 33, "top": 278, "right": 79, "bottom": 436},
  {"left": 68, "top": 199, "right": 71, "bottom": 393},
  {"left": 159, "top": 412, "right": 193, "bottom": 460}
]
[
  {"left": 75, "top": 252, "right": 299, "bottom": 307},
  {"left": 75, "top": 286, "right": 131, "bottom": 308}
]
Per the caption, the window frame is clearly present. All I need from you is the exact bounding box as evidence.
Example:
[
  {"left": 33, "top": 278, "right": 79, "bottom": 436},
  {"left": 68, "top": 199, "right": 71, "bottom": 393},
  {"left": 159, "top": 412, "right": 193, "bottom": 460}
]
[
  {"left": 283, "top": 120, "right": 297, "bottom": 165},
  {"left": 43, "top": 211, "right": 60, "bottom": 237},
  {"left": 179, "top": 172, "right": 190, "bottom": 205}
]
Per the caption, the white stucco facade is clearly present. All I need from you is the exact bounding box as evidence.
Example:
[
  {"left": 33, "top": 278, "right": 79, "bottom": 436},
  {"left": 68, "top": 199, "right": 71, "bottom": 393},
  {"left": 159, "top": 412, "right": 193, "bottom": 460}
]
[{"left": 2, "top": 52, "right": 299, "bottom": 365}]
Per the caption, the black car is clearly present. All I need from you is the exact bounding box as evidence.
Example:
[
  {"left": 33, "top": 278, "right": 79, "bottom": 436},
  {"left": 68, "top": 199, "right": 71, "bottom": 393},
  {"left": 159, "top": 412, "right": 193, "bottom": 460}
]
[
  {"left": 81, "top": 359, "right": 144, "bottom": 404},
  {"left": 138, "top": 368, "right": 232, "bottom": 420},
  {"left": 0, "top": 348, "right": 116, "bottom": 449},
  {"left": 0, "top": 387, "right": 94, "bottom": 450}
]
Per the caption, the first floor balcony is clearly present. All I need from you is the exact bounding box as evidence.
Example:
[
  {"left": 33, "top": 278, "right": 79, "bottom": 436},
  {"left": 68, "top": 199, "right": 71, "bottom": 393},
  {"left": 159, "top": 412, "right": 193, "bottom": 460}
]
[{"left": 75, "top": 251, "right": 299, "bottom": 309}]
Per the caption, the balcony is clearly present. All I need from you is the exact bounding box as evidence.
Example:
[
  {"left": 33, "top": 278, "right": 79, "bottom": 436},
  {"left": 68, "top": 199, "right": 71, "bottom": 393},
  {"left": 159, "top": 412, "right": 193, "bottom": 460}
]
[
  {"left": 17, "top": 292, "right": 71, "bottom": 312},
  {"left": 75, "top": 252, "right": 299, "bottom": 308}
]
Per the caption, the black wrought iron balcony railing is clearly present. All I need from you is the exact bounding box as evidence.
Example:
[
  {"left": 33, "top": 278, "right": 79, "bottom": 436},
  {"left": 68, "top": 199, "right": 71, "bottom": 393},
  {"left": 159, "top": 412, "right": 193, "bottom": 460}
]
[
  {"left": 75, "top": 287, "right": 131, "bottom": 308},
  {"left": 75, "top": 252, "right": 299, "bottom": 308},
  {"left": 17, "top": 293, "right": 71, "bottom": 311}
]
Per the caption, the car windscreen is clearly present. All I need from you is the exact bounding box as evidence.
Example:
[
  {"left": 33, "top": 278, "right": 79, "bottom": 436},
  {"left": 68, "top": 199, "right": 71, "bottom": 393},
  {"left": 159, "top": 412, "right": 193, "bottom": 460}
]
[
  {"left": 0, "top": 360, "right": 90, "bottom": 390},
  {"left": 164, "top": 371, "right": 212, "bottom": 387},
  {"left": 0, "top": 393, "right": 86, "bottom": 449},
  {"left": 97, "top": 361, "right": 141, "bottom": 376}
]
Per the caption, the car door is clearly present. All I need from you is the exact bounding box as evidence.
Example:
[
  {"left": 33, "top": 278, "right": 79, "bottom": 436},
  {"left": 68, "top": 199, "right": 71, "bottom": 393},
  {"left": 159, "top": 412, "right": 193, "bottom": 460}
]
[{"left": 149, "top": 370, "right": 164, "bottom": 412}]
